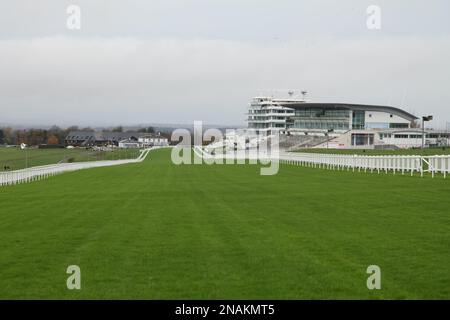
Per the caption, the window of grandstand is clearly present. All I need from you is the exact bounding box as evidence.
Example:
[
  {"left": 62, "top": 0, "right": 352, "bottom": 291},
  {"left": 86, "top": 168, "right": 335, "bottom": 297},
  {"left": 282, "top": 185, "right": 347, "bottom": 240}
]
[
  {"left": 389, "top": 123, "right": 409, "bottom": 129},
  {"left": 351, "top": 133, "right": 374, "bottom": 146},
  {"left": 352, "top": 111, "right": 365, "bottom": 129},
  {"left": 366, "top": 122, "right": 390, "bottom": 129}
]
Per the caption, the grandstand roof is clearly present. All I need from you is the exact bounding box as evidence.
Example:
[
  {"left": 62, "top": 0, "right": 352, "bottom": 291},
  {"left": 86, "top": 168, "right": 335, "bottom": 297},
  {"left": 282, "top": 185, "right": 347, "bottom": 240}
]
[{"left": 276, "top": 102, "right": 418, "bottom": 121}]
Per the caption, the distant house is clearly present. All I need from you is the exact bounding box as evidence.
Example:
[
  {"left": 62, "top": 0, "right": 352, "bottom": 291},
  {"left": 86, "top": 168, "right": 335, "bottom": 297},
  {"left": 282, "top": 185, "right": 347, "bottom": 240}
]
[
  {"left": 118, "top": 139, "right": 141, "bottom": 149},
  {"left": 138, "top": 133, "right": 169, "bottom": 147},
  {"left": 65, "top": 131, "right": 140, "bottom": 147}
]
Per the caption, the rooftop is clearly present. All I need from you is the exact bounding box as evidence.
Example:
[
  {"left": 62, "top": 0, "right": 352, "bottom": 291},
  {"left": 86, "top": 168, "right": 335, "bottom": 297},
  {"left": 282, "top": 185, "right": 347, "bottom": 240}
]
[{"left": 276, "top": 102, "right": 418, "bottom": 121}]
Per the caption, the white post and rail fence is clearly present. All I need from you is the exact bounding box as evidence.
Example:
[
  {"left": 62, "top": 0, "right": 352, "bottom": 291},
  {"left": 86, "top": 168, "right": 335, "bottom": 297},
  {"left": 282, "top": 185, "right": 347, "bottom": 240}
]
[
  {"left": 195, "top": 147, "right": 449, "bottom": 178},
  {"left": 278, "top": 153, "right": 449, "bottom": 178},
  {"left": 0, "top": 147, "right": 156, "bottom": 187}
]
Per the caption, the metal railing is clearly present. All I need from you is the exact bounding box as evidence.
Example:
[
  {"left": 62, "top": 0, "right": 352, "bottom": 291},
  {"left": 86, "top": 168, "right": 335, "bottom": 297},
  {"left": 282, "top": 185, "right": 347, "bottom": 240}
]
[{"left": 0, "top": 147, "right": 156, "bottom": 187}]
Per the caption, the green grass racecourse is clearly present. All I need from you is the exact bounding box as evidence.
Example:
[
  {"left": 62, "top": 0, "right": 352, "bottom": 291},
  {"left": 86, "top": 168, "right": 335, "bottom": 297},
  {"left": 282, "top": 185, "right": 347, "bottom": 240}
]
[
  {"left": 0, "top": 148, "right": 449, "bottom": 299},
  {"left": 0, "top": 147, "right": 141, "bottom": 171}
]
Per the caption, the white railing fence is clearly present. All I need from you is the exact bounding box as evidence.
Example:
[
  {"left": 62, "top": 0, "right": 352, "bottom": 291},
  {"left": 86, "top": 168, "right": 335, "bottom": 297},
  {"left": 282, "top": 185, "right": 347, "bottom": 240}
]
[
  {"left": 195, "top": 146, "right": 449, "bottom": 178},
  {"left": 0, "top": 147, "right": 158, "bottom": 187},
  {"left": 279, "top": 153, "right": 449, "bottom": 178}
]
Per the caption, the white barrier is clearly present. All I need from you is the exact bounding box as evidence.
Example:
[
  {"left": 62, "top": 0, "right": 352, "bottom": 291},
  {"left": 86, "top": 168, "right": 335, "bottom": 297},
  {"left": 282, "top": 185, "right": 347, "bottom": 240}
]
[
  {"left": 194, "top": 146, "right": 449, "bottom": 178},
  {"left": 0, "top": 147, "right": 156, "bottom": 187},
  {"left": 279, "top": 153, "right": 450, "bottom": 178}
]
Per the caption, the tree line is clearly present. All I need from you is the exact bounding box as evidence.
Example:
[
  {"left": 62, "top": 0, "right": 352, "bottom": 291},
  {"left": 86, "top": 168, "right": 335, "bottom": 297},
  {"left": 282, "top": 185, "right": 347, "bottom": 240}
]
[
  {"left": 0, "top": 126, "right": 159, "bottom": 146},
  {"left": 0, "top": 126, "right": 74, "bottom": 146}
]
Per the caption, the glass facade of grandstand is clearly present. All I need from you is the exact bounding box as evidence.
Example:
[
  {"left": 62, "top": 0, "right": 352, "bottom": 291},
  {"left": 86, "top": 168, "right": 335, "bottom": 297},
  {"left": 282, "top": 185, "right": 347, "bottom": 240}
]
[
  {"left": 288, "top": 108, "right": 409, "bottom": 131},
  {"left": 291, "top": 108, "right": 350, "bottom": 130}
]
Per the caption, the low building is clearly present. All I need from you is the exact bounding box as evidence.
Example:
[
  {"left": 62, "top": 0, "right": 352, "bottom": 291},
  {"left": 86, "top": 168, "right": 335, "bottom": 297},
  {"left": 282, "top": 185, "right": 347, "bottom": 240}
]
[
  {"left": 118, "top": 139, "right": 141, "bottom": 149},
  {"left": 65, "top": 131, "right": 140, "bottom": 147},
  {"left": 138, "top": 134, "right": 169, "bottom": 147}
]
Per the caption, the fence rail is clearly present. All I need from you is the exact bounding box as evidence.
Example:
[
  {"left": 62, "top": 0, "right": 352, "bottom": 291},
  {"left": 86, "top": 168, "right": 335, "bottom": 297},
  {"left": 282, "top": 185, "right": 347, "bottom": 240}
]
[
  {"left": 0, "top": 147, "right": 156, "bottom": 187},
  {"left": 195, "top": 146, "right": 449, "bottom": 178},
  {"left": 279, "top": 153, "right": 449, "bottom": 178}
]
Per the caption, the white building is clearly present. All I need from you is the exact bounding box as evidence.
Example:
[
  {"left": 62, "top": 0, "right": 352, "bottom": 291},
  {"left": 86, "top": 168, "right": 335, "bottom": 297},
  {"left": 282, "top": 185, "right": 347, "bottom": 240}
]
[
  {"left": 138, "top": 134, "right": 169, "bottom": 147},
  {"left": 118, "top": 139, "right": 141, "bottom": 149},
  {"left": 247, "top": 97, "right": 295, "bottom": 134}
]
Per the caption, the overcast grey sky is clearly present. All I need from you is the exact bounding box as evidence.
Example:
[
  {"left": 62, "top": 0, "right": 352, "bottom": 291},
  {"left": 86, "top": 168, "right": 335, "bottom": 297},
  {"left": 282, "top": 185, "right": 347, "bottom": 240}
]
[{"left": 0, "top": 0, "right": 449, "bottom": 128}]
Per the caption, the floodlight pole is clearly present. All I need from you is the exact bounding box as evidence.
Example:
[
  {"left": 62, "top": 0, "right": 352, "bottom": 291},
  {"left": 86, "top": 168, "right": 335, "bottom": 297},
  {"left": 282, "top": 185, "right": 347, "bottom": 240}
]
[
  {"left": 422, "top": 118, "right": 424, "bottom": 150},
  {"left": 447, "top": 121, "right": 450, "bottom": 147},
  {"left": 421, "top": 115, "right": 433, "bottom": 150}
]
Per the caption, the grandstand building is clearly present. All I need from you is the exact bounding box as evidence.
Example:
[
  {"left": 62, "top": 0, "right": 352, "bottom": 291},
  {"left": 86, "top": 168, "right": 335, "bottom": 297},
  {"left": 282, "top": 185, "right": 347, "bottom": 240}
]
[{"left": 247, "top": 97, "right": 450, "bottom": 149}]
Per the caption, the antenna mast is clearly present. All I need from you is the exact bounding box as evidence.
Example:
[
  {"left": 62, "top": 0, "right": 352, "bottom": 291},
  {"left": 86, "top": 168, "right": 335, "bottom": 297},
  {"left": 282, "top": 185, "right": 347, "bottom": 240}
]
[{"left": 301, "top": 91, "right": 308, "bottom": 101}]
